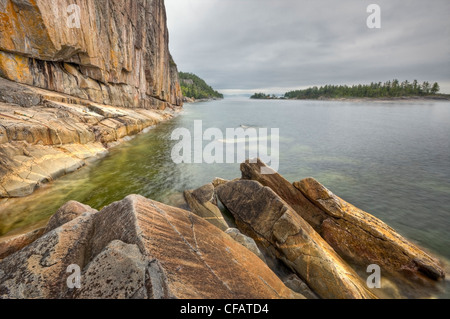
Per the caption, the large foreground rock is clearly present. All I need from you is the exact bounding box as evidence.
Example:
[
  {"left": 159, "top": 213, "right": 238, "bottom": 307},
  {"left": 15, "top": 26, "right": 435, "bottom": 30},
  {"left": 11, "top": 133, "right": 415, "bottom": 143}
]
[
  {"left": 241, "top": 159, "right": 445, "bottom": 282},
  {"left": 0, "top": 195, "right": 302, "bottom": 299},
  {"left": 217, "top": 180, "right": 377, "bottom": 299},
  {"left": 295, "top": 178, "right": 445, "bottom": 281}
]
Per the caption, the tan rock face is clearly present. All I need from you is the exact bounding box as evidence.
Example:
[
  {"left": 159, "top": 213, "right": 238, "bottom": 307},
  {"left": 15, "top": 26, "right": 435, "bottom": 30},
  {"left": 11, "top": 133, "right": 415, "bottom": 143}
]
[
  {"left": 295, "top": 178, "right": 446, "bottom": 281},
  {"left": 0, "top": 195, "right": 302, "bottom": 299},
  {"left": 216, "top": 180, "right": 377, "bottom": 299},
  {"left": 0, "top": 0, "right": 183, "bottom": 109}
]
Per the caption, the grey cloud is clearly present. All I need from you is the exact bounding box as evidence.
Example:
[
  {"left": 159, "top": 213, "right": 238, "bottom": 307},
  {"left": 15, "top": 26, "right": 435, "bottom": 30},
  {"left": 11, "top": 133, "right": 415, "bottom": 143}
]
[{"left": 166, "top": 0, "right": 450, "bottom": 94}]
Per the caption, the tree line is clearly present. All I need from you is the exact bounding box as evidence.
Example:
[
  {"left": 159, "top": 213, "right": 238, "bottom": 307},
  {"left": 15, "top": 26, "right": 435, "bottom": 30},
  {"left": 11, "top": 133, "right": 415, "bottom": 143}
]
[
  {"left": 283, "top": 80, "right": 441, "bottom": 100},
  {"left": 250, "top": 93, "right": 279, "bottom": 99}
]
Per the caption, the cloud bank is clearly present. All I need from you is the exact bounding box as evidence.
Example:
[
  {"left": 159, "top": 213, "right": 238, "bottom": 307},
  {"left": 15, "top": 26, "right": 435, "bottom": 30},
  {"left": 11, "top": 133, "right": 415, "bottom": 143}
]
[{"left": 166, "top": 0, "right": 450, "bottom": 94}]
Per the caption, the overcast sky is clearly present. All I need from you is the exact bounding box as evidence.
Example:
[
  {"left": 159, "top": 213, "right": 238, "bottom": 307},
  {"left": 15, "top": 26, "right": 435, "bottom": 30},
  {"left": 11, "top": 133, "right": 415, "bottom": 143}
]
[{"left": 165, "top": 0, "right": 450, "bottom": 95}]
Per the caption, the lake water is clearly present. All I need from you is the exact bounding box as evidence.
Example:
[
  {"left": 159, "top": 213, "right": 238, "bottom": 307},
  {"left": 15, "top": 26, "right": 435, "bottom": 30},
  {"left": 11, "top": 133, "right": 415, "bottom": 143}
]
[{"left": 1, "top": 98, "right": 450, "bottom": 297}]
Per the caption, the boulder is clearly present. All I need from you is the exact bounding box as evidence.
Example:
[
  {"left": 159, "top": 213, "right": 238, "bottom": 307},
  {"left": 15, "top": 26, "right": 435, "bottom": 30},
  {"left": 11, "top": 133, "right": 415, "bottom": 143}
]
[
  {"left": 282, "top": 274, "right": 319, "bottom": 300},
  {"left": 44, "top": 201, "right": 98, "bottom": 233},
  {"left": 0, "top": 195, "right": 302, "bottom": 299},
  {"left": 184, "top": 183, "right": 229, "bottom": 231},
  {"left": 70, "top": 240, "right": 153, "bottom": 299},
  {"left": 0, "top": 211, "right": 97, "bottom": 298},
  {"left": 241, "top": 159, "right": 328, "bottom": 231},
  {"left": 212, "top": 177, "right": 240, "bottom": 188},
  {"left": 216, "top": 180, "right": 377, "bottom": 299},
  {"left": 0, "top": 200, "right": 96, "bottom": 260},
  {"left": 294, "top": 178, "right": 445, "bottom": 281},
  {"left": 0, "top": 227, "right": 45, "bottom": 260}
]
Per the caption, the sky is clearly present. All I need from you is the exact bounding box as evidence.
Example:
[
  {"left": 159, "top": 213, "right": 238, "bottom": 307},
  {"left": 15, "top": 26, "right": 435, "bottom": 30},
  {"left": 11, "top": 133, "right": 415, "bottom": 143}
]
[{"left": 165, "top": 0, "right": 450, "bottom": 95}]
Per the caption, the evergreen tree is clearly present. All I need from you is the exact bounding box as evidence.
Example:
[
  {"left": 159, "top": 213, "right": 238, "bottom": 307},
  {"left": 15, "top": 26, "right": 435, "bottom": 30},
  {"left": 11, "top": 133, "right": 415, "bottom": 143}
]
[{"left": 431, "top": 82, "right": 440, "bottom": 94}]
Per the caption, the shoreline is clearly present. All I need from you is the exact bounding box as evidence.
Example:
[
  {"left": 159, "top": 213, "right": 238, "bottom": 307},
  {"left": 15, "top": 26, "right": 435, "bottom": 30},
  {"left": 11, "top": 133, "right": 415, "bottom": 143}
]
[
  {"left": 0, "top": 77, "right": 183, "bottom": 200},
  {"left": 183, "top": 97, "right": 224, "bottom": 103},
  {"left": 252, "top": 95, "right": 450, "bottom": 102}
]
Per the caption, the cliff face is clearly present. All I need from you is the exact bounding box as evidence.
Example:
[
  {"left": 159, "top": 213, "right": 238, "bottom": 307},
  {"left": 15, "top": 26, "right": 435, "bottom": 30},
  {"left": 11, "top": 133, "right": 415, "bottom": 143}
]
[
  {"left": 0, "top": 0, "right": 183, "bottom": 109},
  {"left": 0, "top": 0, "right": 183, "bottom": 198}
]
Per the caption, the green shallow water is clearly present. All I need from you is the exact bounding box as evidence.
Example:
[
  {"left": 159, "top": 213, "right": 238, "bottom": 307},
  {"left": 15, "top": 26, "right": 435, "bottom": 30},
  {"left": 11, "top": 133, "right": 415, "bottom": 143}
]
[{"left": 1, "top": 98, "right": 450, "bottom": 297}]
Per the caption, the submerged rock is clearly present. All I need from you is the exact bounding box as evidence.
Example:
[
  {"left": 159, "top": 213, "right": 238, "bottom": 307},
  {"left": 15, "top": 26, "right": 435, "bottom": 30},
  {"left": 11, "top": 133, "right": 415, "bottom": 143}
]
[
  {"left": 216, "top": 180, "right": 377, "bottom": 299},
  {"left": 0, "top": 195, "right": 302, "bottom": 299}
]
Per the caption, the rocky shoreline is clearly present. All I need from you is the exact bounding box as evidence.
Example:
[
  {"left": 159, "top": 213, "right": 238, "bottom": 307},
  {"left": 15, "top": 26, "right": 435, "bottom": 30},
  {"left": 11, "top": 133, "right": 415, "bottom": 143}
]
[
  {"left": 0, "top": 77, "right": 181, "bottom": 198},
  {"left": 0, "top": 0, "right": 184, "bottom": 198},
  {"left": 0, "top": 159, "right": 445, "bottom": 299},
  {"left": 183, "top": 96, "right": 224, "bottom": 103}
]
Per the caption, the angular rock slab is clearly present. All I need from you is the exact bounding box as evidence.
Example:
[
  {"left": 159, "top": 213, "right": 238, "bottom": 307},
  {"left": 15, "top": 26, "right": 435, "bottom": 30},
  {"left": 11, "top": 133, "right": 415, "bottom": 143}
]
[
  {"left": 241, "top": 159, "right": 328, "bottom": 231},
  {"left": 217, "top": 180, "right": 377, "bottom": 299},
  {"left": 295, "top": 178, "right": 445, "bottom": 281},
  {"left": 184, "top": 183, "right": 229, "bottom": 231},
  {"left": 0, "top": 195, "right": 301, "bottom": 299}
]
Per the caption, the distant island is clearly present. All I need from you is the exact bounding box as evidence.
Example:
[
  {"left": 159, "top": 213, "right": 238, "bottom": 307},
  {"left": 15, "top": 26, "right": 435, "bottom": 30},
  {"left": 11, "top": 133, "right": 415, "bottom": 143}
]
[
  {"left": 179, "top": 72, "right": 224, "bottom": 102},
  {"left": 251, "top": 80, "right": 450, "bottom": 100},
  {"left": 250, "top": 93, "right": 284, "bottom": 100}
]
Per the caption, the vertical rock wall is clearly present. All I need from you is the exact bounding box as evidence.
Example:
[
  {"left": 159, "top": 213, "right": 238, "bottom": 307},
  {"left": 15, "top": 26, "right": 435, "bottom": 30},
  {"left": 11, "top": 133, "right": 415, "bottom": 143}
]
[{"left": 0, "top": 0, "right": 183, "bottom": 109}]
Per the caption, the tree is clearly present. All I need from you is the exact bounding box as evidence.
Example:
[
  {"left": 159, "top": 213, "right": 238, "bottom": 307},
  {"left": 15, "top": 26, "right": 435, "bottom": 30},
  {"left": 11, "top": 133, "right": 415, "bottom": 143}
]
[
  {"left": 431, "top": 82, "right": 440, "bottom": 94},
  {"left": 422, "top": 82, "right": 431, "bottom": 95}
]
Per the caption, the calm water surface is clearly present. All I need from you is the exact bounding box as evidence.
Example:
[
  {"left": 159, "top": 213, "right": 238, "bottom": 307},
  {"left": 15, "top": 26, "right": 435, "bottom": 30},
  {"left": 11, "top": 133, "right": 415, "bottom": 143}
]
[{"left": 1, "top": 98, "right": 449, "bottom": 296}]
